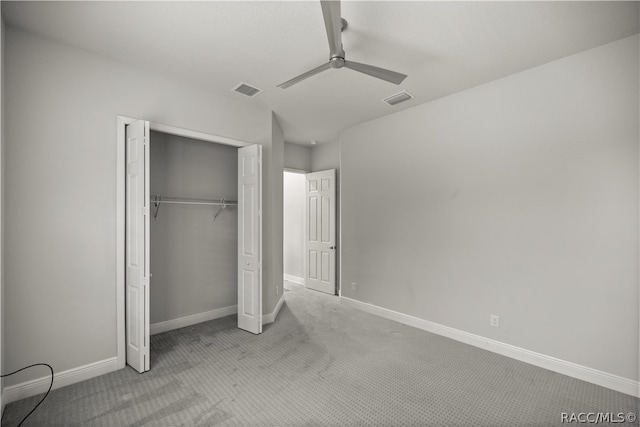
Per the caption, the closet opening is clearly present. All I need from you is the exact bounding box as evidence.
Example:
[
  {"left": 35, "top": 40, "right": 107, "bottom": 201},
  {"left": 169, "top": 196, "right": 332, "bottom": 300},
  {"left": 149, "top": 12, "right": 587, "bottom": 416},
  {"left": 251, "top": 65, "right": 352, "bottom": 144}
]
[
  {"left": 116, "top": 116, "right": 263, "bottom": 373},
  {"left": 148, "top": 131, "right": 239, "bottom": 338}
]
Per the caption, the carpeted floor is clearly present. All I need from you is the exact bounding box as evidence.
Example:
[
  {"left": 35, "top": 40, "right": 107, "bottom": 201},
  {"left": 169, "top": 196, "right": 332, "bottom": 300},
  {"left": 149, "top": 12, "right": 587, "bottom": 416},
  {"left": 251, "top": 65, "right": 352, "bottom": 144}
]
[{"left": 2, "top": 286, "right": 638, "bottom": 426}]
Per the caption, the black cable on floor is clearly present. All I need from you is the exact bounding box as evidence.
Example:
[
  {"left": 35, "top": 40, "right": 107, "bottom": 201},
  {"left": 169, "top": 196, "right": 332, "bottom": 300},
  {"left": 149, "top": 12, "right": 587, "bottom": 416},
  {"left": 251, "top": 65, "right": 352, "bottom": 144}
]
[{"left": 1, "top": 363, "right": 54, "bottom": 427}]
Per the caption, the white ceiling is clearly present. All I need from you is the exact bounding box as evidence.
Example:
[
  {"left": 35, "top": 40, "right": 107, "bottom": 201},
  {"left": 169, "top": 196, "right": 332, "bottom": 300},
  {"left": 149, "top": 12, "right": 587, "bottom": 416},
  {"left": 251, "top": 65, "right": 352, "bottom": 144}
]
[{"left": 2, "top": 1, "right": 638, "bottom": 145}]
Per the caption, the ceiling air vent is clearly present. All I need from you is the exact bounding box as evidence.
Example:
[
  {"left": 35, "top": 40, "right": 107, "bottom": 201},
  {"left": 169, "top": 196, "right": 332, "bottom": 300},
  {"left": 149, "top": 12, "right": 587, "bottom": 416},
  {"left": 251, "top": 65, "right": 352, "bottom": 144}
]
[
  {"left": 382, "top": 90, "right": 414, "bottom": 106},
  {"left": 232, "top": 82, "right": 263, "bottom": 98}
]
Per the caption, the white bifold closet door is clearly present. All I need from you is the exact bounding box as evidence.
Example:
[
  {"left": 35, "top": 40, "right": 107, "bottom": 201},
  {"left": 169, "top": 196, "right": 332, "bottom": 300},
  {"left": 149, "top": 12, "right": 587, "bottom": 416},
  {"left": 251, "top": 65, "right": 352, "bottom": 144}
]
[
  {"left": 305, "top": 169, "right": 336, "bottom": 295},
  {"left": 237, "top": 144, "right": 263, "bottom": 334},
  {"left": 125, "top": 119, "right": 150, "bottom": 373}
]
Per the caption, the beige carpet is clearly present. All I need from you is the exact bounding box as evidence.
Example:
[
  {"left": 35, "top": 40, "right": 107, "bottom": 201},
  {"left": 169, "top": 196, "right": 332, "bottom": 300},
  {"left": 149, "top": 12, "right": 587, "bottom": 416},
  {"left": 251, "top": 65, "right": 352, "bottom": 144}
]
[{"left": 2, "top": 286, "right": 638, "bottom": 426}]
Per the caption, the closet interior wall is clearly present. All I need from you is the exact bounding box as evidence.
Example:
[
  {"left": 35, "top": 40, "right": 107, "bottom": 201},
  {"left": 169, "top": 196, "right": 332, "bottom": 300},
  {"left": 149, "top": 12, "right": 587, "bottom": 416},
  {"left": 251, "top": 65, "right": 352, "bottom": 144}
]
[{"left": 150, "top": 131, "right": 238, "bottom": 328}]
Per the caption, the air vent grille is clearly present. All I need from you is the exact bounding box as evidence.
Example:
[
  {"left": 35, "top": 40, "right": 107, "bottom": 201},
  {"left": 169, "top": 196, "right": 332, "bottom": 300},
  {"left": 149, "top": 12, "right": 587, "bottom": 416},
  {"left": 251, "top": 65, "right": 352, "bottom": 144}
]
[
  {"left": 382, "top": 90, "right": 414, "bottom": 106},
  {"left": 232, "top": 82, "right": 263, "bottom": 98}
]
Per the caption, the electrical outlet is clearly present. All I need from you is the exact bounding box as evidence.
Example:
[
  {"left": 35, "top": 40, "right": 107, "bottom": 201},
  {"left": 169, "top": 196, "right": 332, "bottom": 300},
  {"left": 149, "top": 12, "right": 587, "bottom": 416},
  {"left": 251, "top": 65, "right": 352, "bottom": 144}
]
[
  {"left": 351, "top": 282, "right": 357, "bottom": 292},
  {"left": 490, "top": 314, "right": 499, "bottom": 328},
  {"left": 276, "top": 286, "right": 279, "bottom": 296}
]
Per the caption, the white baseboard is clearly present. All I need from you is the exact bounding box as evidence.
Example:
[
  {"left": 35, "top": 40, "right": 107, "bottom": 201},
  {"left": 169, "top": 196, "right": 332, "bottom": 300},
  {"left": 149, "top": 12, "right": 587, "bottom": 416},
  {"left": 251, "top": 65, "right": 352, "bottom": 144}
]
[
  {"left": 263, "top": 293, "right": 285, "bottom": 325},
  {"left": 3, "top": 357, "right": 119, "bottom": 405},
  {"left": 283, "top": 274, "right": 305, "bottom": 286},
  {"left": 150, "top": 305, "right": 238, "bottom": 335},
  {"left": 340, "top": 297, "right": 640, "bottom": 398}
]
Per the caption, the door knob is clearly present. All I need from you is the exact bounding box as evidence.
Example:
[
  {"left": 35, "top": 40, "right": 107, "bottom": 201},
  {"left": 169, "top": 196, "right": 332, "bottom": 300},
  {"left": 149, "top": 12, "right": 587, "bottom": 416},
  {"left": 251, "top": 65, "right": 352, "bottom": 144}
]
[{"left": 329, "top": 246, "right": 336, "bottom": 250}]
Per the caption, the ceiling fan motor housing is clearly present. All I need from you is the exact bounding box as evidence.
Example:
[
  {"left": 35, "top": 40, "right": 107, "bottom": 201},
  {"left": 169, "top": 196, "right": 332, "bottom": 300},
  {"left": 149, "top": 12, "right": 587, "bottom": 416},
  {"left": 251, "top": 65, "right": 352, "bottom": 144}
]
[{"left": 329, "top": 55, "right": 346, "bottom": 68}]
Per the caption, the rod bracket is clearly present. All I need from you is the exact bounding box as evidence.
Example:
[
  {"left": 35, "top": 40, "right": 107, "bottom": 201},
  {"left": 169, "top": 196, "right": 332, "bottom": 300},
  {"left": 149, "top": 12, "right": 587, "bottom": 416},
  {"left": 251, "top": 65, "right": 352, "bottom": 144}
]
[
  {"left": 214, "top": 199, "right": 227, "bottom": 221},
  {"left": 153, "top": 195, "right": 161, "bottom": 220}
]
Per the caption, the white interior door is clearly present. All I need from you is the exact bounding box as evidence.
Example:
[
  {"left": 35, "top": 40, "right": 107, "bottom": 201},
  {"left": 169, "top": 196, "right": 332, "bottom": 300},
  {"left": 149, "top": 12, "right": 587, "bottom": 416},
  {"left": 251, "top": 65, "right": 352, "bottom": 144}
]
[
  {"left": 238, "top": 144, "right": 263, "bottom": 334},
  {"left": 125, "top": 119, "right": 150, "bottom": 372},
  {"left": 305, "top": 169, "right": 336, "bottom": 295}
]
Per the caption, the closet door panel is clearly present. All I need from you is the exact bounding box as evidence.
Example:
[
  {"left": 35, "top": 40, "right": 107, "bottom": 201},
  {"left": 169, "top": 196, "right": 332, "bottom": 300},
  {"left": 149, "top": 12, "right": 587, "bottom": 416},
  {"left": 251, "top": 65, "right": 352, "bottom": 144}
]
[
  {"left": 242, "top": 185, "right": 256, "bottom": 254},
  {"left": 125, "top": 119, "right": 150, "bottom": 373},
  {"left": 238, "top": 144, "right": 262, "bottom": 334}
]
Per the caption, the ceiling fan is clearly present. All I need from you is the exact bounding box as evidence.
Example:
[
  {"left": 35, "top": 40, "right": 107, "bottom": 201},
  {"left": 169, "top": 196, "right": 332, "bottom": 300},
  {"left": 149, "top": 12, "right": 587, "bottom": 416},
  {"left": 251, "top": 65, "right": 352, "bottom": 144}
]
[{"left": 277, "top": 0, "right": 408, "bottom": 89}]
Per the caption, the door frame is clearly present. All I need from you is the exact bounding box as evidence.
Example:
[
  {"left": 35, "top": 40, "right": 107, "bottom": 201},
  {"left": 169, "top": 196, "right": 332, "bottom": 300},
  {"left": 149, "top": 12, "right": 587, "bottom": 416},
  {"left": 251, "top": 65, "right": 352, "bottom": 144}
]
[
  {"left": 115, "top": 115, "right": 251, "bottom": 369},
  {"left": 282, "top": 168, "right": 339, "bottom": 296},
  {"left": 283, "top": 169, "right": 309, "bottom": 287}
]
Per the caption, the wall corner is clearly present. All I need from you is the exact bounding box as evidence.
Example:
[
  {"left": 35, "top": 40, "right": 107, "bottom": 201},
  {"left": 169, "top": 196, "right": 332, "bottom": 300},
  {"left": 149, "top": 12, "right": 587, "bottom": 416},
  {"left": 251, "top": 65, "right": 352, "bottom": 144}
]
[
  {"left": 0, "top": 9, "right": 6, "bottom": 418},
  {"left": 1, "top": 9, "right": 6, "bottom": 416},
  {"left": 261, "top": 112, "right": 284, "bottom": 318}
]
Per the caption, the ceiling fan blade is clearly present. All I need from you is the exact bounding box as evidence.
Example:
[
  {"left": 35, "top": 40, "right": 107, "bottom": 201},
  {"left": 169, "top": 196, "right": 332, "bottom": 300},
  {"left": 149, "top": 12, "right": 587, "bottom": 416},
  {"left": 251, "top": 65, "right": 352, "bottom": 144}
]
[
  {"left": 320, "top": 0, "right": 344, "bottom": 58},
  {"left": 277, "top": 62, "right": 332, "bottom": 89},
  {"left": 344, "top": 60, "right": 407, "bottom": 85}
]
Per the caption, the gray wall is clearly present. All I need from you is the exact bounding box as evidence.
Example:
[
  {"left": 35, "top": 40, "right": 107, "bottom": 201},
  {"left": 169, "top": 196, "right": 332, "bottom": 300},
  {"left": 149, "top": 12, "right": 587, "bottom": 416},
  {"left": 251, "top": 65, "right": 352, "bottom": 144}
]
[
  {"left": 284, "top": 142, "right": 311, "bottom": 172},
  {"left": 150, "top": 132, "right": 238, "bottom": 325},
  {"left": 341, "top": 35, "right": 639, "bottom": 381},
  {"left": 4, "top": 27, "right": 273, "bottom": 386},
  {"left": 283, "top": 172, "right": 305, "bottom": 280},
  {"left": 311, "top": 139, "right": 340, "bottom": 172}
]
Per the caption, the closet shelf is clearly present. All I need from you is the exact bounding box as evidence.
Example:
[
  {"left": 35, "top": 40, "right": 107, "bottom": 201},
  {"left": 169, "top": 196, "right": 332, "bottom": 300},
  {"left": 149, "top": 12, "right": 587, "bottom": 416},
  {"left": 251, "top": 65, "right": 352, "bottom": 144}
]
[{"left": 150, "top": 195, "right": 237, "bottom": 220}]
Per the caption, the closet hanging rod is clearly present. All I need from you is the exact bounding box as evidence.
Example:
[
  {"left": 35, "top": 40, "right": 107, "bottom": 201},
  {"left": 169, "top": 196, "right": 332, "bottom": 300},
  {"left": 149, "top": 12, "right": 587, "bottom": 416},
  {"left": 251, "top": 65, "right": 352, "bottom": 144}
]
[
  {"left": 151, "top": 199, "right": 238, "bottom": 206},
  {"left": 150, "top": 195, "right": 237, "bottom": 220},
  {"left": 150, "top": 195, "right": 237, "bottom": 206}
]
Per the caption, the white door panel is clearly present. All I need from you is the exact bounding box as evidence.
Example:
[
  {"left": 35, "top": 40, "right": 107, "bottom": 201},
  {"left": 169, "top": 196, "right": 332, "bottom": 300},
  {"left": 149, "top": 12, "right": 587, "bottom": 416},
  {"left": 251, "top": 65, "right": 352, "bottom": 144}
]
[
  {"left": 305, "top": 170, "right": 336, "bottom": 295},
  {"left": 238, "top": 144, "right": 262, "bottom": 334},
  {"left": 125, "top": 119, "right": 150, "bottom": 373}
]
